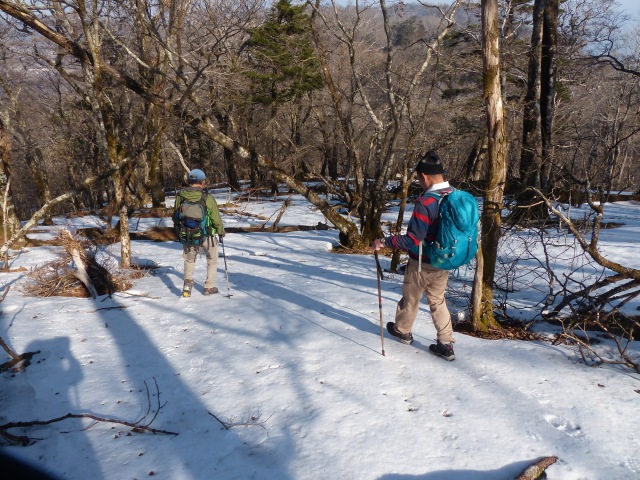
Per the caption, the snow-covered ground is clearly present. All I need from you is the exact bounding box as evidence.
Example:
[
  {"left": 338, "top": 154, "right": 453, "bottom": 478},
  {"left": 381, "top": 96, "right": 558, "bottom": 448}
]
[{"left": 1, "top": 192, "right": 639, "bottom": 479}]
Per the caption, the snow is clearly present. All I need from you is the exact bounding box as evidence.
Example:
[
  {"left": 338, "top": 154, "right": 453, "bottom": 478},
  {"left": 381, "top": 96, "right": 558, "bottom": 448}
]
[{"left": 1, "top": 192, "right": 640, "bottom": 480}]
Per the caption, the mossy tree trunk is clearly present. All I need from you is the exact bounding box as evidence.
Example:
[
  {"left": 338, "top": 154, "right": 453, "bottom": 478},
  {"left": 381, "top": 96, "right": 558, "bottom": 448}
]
[{"left": 471, "top": 0, "right": 506, "bottom": 334}]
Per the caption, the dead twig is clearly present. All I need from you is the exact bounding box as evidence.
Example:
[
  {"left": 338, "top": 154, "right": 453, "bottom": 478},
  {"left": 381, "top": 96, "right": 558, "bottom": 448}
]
[
  {"left": 109, "top": 291, "right": 160, "bottom": 300},
  {"left": 207, "top": 410, "right": 271, "bottom": 432},
  {"left": 90, "top": 305, "right": 128, "bottom": 312}
]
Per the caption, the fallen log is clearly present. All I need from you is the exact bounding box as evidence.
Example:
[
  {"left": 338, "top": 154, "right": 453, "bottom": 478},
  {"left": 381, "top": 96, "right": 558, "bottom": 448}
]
[
  {"left": 515, "top": 456, "right": 558, "bottom": 480},
  {"left": 130, "top": 222, "right": 330, "bottom": 242}
]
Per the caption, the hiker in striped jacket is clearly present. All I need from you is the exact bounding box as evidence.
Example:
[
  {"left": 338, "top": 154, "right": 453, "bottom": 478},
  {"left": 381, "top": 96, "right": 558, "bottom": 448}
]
[{"left": 372, "top": 151, "right": 456, "bottom": 361}]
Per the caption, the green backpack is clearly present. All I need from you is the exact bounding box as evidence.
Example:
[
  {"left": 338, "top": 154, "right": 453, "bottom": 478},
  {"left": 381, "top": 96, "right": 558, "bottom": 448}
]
[{"left": 174, "top": 193, "right": 210, "bottom": 245}]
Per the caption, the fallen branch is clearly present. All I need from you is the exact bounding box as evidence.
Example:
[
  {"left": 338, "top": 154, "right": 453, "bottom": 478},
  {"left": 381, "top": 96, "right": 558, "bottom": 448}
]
[
  {"left": 266, "top": 197, "right": 291, "bottom": 232},
  {"left": 0, "top": 285, "right": 9, "bottom": 302},
  {"left": 90, "top": 305, "right": 128, "bottom": 312},
  {"left": 227, "top": 222, "right": 329, "bottom": 234},
  {"left": 0, "top": 378, "right": 177, "bottom": 446},
  {"left": 109, "top": 292, "right": 160, "bottom": 300},
  {"left": 514, "top": 456, "right": 558, "bottom": 480},
  {"left": 0, "top": 334, "right": 39, "bottom": 373},
  {"left": 63, "top": 230, "right": 98, "bottom": 298},
  {"left": 130, "top": 222, "right": 330, "bottom": 242}
]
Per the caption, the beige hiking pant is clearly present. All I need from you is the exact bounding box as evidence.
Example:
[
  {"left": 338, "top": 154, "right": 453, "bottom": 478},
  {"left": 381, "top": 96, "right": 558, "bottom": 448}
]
[
  {"left": 183, "top": 236, "right": 219, "bottom": 289},
  {"left": 394, "top": 258, "right": 454, "bottom": 343}
]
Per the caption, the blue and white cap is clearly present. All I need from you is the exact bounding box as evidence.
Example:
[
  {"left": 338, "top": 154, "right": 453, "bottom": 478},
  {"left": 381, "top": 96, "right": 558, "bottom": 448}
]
[{"left": 187, "top": 168, "right": 206, "bottom": 183}]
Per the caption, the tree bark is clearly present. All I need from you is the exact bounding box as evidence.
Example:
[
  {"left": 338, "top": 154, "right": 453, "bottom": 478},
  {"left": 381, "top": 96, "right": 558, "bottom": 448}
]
[
  {"left": 0, "top": 108, "right": 22, "bottom": 240},
  {"left": 514, "top": 456, "right": 558, "bottom": 480},
  {"left": 520, "top": 0, "right": 546, "bottom": 190},
  {"left": 63, "top": 230, "right": 98, "bottom": 298},
  {"left": 540, "top": 0, "right": 559, "bottom": 191},
  {"left": 471, "top": 0, "right": 506, "bottom": 333}
]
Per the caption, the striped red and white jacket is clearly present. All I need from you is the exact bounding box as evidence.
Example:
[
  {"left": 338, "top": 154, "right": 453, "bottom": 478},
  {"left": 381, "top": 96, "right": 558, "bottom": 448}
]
[{"left": 383, "top": 182, "right": 452, "bottom": 263}]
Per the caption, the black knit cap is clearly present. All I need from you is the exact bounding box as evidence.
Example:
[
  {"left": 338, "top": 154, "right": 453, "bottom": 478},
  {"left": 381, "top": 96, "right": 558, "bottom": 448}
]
[{"left": 415, "top": 150, "right": 444, "bottom": 176}]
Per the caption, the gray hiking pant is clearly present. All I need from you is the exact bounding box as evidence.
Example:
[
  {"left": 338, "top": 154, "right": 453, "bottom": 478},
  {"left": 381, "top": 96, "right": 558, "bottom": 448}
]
[
  {"left": 182, "top": 236, "right": 219, "bottom": 289},
  {"left": 394, "top": 258, "right": 454, "bottom": 344}
]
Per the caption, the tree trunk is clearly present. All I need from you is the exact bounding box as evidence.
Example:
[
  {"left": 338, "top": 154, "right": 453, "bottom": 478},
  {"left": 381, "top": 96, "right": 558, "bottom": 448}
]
[
  {"left": 520, "top": 0, "right": 545, "bottom": 190},
  {"left": 390, "top": 162, "right": 411, "bottom": 272},
  {"left": 213, "top": 110, "right": 240, "bottom": 191},
  {"left": 0, "top": 112, "right": 21, "bottom": 241},
  {"left": 471, "top": 0, "right": 506, "bottom": 333},
  {"left": 540, "top": 0, "right": 559, "bottom": 191},
  {"left": 2, "top": 86, "right": 54, "bottom": 224},
  {"left": 147, "top": 105, "right": 166, "bottom": 208},
  {"left": 465, "top": 131, "right": 487, "bottom": 182}
]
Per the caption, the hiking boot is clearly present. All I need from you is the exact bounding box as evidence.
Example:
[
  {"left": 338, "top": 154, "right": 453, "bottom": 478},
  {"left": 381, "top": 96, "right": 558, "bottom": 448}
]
[
  {"left": 182, "top": 280, "right": 194, "bottom": 298},
  {"left": 386, "top": 322, "right": 414, "bottom": 345},
  {"left": 203, "top": 287, "right": 219, "bottom": 295},
  {"left": 429, "top": 340, "right": 455, "bottom": 361}
]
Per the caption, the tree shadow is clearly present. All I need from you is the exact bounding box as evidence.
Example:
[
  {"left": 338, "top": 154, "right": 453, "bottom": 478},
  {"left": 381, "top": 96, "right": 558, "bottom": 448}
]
[{"left": 87, "top": 294, "right": 296, "bottom": 479}]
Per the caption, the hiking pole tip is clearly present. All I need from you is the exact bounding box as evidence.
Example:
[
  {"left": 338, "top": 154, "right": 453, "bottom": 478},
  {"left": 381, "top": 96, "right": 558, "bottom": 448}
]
[{"left": 374, "top": 250, "right": 386, "bottom": 358}]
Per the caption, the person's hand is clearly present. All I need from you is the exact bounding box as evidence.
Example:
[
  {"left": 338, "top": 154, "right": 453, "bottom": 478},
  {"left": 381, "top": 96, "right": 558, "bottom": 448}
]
[{"left": 372, "top": 238, "right": 384, "bottom": 251}]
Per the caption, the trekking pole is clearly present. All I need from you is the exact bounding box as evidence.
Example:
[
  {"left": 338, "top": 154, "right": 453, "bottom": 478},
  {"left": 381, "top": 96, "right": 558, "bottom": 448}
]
[
  {"left": 220, "top": 236, "right": 232, "bottom": 298},
  {"left": 374, "top": 250, "right": 386, "bottom": 357}
]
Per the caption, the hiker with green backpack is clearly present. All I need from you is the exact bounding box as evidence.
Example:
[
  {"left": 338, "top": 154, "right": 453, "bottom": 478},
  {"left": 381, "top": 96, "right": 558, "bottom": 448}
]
[
  {"left": 372, "top": 151, "right": 479, "bottom": 361},
  {"left": 173, "top": 169, "right": 226, "bottom": 297}
]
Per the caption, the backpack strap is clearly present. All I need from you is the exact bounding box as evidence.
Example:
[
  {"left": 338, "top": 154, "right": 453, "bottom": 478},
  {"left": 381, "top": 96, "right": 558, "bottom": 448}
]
[
  {"left": 418, "top": 191, "right": 442, "bottom": 272},
  {"left": 198, "top": 192, "right": 213, "bottom": 236}
]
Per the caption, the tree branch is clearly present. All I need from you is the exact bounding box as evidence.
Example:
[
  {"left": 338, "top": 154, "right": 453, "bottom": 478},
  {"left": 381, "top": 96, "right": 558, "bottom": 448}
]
[
  {"left": 0, "top": 156, "right": 134, "bottom": 258},
  {"left": 0, "top": 378, "right": 177, "bottom": 446}
]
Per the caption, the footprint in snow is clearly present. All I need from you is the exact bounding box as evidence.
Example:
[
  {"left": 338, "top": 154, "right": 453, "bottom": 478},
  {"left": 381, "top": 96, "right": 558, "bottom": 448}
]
[
  {"left": 518, "top": 386, "right": 552, "bottom": 405},
  {"left": 544, "top": 414, "right": 584, "bottom": 438},
  {"left": 168, "top": 325, "right": 187, "bottom": 337},
  {"left": 189, "top": 358, "right": 204, "bottom": 372}
]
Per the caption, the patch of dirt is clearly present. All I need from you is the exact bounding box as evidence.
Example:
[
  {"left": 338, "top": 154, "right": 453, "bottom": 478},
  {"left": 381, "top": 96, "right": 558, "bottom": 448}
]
[
  {"left": 131, "top": 227, "right": 177, "bottom": 242},
  {"left": 0, "top": 267, "right": 27, "bottom": 273},
  {"left": 454, "top": 322, "right": 543, "bottom": 341}
]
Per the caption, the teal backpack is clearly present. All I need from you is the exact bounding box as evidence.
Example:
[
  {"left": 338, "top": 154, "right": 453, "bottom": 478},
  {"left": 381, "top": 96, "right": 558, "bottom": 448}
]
[
  {"left": 423, "top": 189, "right": 479, "bottom": 270},
  {"left": 174, "top": 193, "right": 210, "bottom": 246}
]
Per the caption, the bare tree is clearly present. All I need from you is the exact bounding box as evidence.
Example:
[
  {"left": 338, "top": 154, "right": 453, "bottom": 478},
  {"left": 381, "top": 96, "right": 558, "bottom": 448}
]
[{"left": 308, "top": 0, "right": 462, "bottom": 246}]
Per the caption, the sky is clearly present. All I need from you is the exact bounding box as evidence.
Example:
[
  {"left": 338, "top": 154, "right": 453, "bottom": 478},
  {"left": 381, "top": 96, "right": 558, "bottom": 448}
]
[
  {"left": 618, "top": 0, "right": 640, "bottom": 16},
  {"left": 1, "top": 190, "right": 639, "bottom": 479}
]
